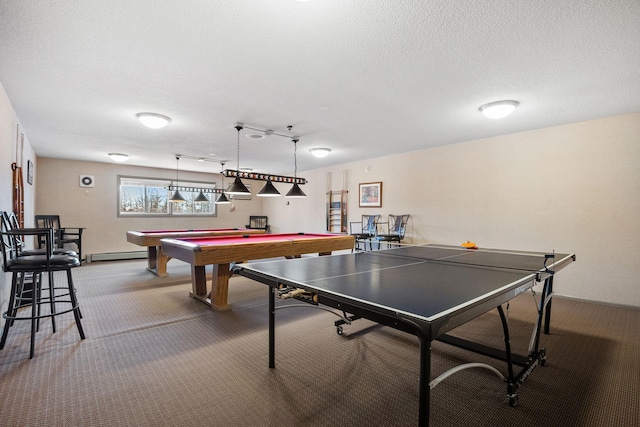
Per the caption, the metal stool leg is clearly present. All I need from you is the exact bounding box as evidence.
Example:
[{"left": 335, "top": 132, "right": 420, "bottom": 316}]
[
  {"left": 0, "top": 273, "right": 20, "bottom": 350},
  {"left": 46, "top": 271, "right": 57, "bottom": 333},
  {"left": 66, "top": 269, "right": 85, "bottom": 340},
  {"left": 30, "top": 277, "right": 41, "bottom": 359}
]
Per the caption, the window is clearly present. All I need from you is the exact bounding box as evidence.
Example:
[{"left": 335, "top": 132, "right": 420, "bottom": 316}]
[{"left": 118, "top": 176, "right": 217, "bottom": 216}]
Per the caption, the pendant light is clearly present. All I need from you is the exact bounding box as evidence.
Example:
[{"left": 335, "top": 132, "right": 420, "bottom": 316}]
[
  {"left": 194, "top": 191, "right": 209, "bottom": 203},
  {"left": 285, "top": 138, "right": 306, "bottom": 198},
  {"left": 225, "top": 124, "right": 251, "bottom": 195},
  {"left": 170, "top": 156, "right": 186, "bottom": 203},
  {"left": 215, "top": 162, "right": 231, "bottom": 204},
  {"left": 257, "top": 180, "right": 281, "bottom": 197}
]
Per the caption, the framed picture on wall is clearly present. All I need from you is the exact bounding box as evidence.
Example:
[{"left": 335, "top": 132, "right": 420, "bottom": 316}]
[
  {"left": 359, "top": 182, "right": 382, "bottom": 207},
  {"left": 27, "top": 160, "right": 34, "bottom": 185}
]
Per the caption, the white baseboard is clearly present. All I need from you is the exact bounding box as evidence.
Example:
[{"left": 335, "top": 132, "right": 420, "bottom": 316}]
[{"left": 87, "top": 251, "right": 147, "bottom": 263}]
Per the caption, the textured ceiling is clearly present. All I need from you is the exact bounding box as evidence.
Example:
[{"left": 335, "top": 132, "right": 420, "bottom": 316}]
[{"left": 1, "top": 0, "right": 639, "bottom": 175}]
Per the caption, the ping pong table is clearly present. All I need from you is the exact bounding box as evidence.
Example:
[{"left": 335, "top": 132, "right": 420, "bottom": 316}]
[{"left": 235, "top": 244, "right": 576, "bottom": 427}]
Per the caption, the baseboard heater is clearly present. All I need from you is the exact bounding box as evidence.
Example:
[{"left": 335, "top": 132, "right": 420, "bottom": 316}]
[{"left": 87, "top": 251, "right": 147, "bottom": 263}]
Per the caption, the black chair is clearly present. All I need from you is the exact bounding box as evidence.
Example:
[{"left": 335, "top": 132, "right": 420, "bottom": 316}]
[
  {"left": 35, "top": 215, "right": 84, "bottom": 261},
  {"left": 3, "top": 212, "right": 77, "bottom": 258},
  {"left": 2, "top": 212, "right": 78, "bottom": 310},
  {"left": 349, "top": 214, "right": 381, "bottom": 251},
  {"left": 376, "top": 214, "right": 410, "bottom": 248},
  {"left": 246, "top": 216, "right": 270, "bottom": 233},
  {"left": 0, "top": 226, "right": 84, "bottom": 359}
]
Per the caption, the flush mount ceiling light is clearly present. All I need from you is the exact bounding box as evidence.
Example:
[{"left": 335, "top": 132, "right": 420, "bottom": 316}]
[
  {"left": 245, "top": 131, "right": 271, "bottom": 140},
  {"left": 136, "top": 112, "right": 171, "bottom": 129},
  {"left": 479, "top": 100, "right": 519, "bottom": 119},
  {"left": 310, "top": 147, "right": 331, "bottom": 158},
  {"left": 108, "top": 153, "right": 129, "bottom": 162}
]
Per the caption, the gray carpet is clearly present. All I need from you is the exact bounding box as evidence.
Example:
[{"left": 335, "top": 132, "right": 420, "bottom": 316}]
[{"left": 0, "top": 259, "right": 638, "bottom": 426}]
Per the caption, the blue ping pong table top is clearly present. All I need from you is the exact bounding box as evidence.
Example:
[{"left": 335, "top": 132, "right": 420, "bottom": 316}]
[{"left": 236, "top": 244, "right": 575, "bottom": 323}]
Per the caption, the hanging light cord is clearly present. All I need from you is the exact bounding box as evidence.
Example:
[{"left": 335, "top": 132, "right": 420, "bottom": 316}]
[
  {"left": 293, "top": 138, "right": 299, "bottom": 178},
  {"left": 175, "top": 155, "right": 180, "bottom": 186},
  {"left": 220, "top": 162, "right": 225, "bottom": 188},
  {"left": 235, "top": 124, "right": 243, "bottom": 172}
]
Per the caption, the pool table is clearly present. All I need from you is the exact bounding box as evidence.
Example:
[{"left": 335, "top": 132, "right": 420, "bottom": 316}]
[
  {"left": 126, "top": 228, "right": 266, "bottom": 276},
  {"left": 160, "top": 233, "right": 355, "bottom": 310}
]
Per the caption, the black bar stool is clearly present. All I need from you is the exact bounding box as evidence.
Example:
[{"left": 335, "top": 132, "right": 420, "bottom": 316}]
[{"left": 0, "top": 228, "right": 85, "bottom": 359}]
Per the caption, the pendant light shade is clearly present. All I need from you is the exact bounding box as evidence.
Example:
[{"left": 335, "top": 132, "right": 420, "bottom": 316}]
[
  {"left": 285, "top": 183, "right": 306, "bottom": 198},
  {"left": 194, "top": 191, "right": 209, "bottom": 203},
  {"left": 257, "top": 180, "right": 281, "bottom": 197},
  {"left": 215, "top": 161, "right": 231, "bottom": 204},
  {"left": 226, "top": 176, "right": 251, "bottom": 195},
  {"left": 170, "top": 189, "right": 186, "bottom": 202},
  {"left": 215, "top": 192, "right": 231, "bottom": 204}
]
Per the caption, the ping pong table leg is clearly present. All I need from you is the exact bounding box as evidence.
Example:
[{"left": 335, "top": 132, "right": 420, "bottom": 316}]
[
  {"left": 417, "top": 334, "right": 431, "bottom": 427},
  {"left": 543, "top": 276, "right": 554, "bottom": 334},
  {"left": 269, "top": 287, "right": 275, "bottom": 369},
  {"left": 497, "top": 304, "right": 519, "bottom": 406}
]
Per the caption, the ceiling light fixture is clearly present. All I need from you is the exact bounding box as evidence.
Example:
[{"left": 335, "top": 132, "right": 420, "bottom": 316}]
[
  {"left": 221, "top": 122, "right": 307, "bottom": 194},
  {"left": 245, "top": 133, "right": 267, "bottom": 139},
  {"left": 215, "top": 162, "right": 231, "bottom": 204},
  {"left": 285, "top": 138, "right": 306, "bottom": 198},
  {"left": 170, "top": 156, "right": 186, "bottom": 203},
  {"left": 237, "top": 123, "right": 296, "bottom": 140},
  {"left": 479, "top": 100, "right": 519, "bottom": 119},
  {"left": 224, "top": 125, "right": 251, "bottom": 196},
  {"left": 136, "top": 112, "right": 171, "bottom": 129},
  {"left": 108, "top": 153, "right": 129, "bottom": 162},
  {"left": 310, "top": 147, "right": 331, "bottom": 158}
]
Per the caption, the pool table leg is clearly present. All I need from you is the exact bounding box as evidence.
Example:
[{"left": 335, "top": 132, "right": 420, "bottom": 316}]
[
  {"left": 146, "top": 246, "right": 169, "bottom": 277},
  {"left": 210, "top": 263, "right": 232, "bottom": 311},
  {"left": 189, "top": 263, "right": 232, "bottom": 311},
  {"left": 156, "top": 248, "right": 170, "bottom": 276}
]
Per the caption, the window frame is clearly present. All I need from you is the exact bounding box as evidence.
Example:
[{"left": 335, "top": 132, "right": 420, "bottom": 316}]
[{"left": 117, "top": 175, "right": 218, "bottom": 217}]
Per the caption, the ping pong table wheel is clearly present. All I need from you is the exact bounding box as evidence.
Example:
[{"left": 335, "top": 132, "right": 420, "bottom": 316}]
[
  {"left": 508, "top": 395, "right": 519, "bottom": 407},
  {"left": 336, "top": 325, "right": 344, "bottom": 335}
]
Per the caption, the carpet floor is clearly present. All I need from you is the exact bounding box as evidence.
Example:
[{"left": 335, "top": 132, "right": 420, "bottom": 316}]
[{"left": 0, "top": 259, "right": 638, "bottom": 426}]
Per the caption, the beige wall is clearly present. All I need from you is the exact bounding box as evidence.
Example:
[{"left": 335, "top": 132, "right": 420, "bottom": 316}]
[
  {"left": 265, "top": 113, "right": 640, "bottom": 307},
  {"left": 35, "top": 159, "right": 265, "bottom": 256}
]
